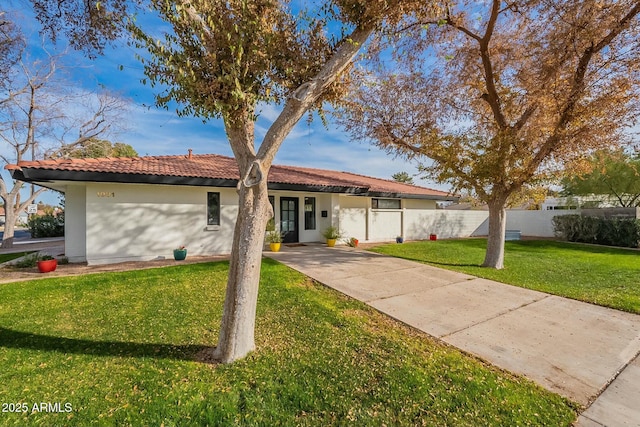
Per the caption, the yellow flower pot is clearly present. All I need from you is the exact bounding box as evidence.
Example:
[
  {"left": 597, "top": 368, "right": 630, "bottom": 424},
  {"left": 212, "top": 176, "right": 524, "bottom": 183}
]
[
  {"left": 326, "top": 239, "right": 337, "bottom": 247},
  {"left": 270, "top": 242, "right": 281, "bottom": 252}
]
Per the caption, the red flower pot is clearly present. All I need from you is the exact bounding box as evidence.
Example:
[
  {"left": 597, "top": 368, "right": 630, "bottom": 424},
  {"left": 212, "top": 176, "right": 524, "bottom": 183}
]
[
  {"left": 429, "top": 234, "right": 437, "bottom": 241},
  {"left": 37, "top": 259, "right": 58, "bottom": 273}
]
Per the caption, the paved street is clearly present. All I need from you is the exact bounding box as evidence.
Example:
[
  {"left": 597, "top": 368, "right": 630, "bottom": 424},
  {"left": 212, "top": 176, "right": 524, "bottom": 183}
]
[{"left": 0, "top": 229, "right": 31, "bottom": 240}]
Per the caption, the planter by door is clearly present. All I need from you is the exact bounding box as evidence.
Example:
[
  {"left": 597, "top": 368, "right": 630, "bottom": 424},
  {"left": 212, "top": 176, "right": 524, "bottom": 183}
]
[
  {"left": 173, "top": 249, "right": 187, "bottom": 260},
  {"left": 37, "top": 259, "right": 58, "bottom": 273},
  {"left": 326, "top": 239, "right": 337, "bottom": 247},
  {"left": 270, "top": 243, "right": 281, "bottom": 252}
]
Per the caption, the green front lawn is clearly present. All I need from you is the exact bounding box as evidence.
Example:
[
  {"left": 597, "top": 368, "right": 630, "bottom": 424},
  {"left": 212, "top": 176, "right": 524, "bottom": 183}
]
[
  {"left": 0, "top": 260, "right": 576, "bottom": 426},
  {"left": 371, "top": 239, "right": 640, "bottom": 314},
  {"left": 0, "top": 252, "right": 32, "bottom": 265}
]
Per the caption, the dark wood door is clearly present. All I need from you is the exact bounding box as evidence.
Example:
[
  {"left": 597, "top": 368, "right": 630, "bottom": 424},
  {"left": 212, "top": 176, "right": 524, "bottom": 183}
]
[{"left": 280, "top": 197, "right": 299, "bottom": 243}]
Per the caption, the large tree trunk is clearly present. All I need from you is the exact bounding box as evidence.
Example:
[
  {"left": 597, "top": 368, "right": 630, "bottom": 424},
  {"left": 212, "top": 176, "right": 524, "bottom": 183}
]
[
  {"left": 1, "top": 203, "right": 17, "bottom": 249},
  {"left": 482, "top": 197, "right": 507, "bottom": 269},
  {"left": 206, "top": 24, "right": 376, "bottom": 364},
  {"left": 1, "top": 186, "right": 46, "bottom": 249},
  {"left": 212, "top": 180, "right": 271, "bottom": 363}
]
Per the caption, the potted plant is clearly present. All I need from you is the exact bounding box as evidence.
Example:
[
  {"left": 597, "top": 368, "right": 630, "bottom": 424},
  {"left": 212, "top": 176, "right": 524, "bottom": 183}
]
[
  {"left": 37, "top": 255, "right": 58, "bottom": 273},
  {"left": 346, "top": 237, "right": 359, "bottom": 247},
  {"left": 173, "top": 245, "right": 188, "bottom": 261},
  {"left": 322, "top": 226, "right": 342, "bottom": 247},
  {"left": 266, "top": 230, "right": 283, "bottom": 252}
]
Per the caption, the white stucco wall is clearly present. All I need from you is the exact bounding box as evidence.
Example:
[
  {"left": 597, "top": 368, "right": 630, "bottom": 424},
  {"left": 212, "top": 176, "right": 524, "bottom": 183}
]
[
  {"left": 403, "top": 199, "right": 438, "bottom": 210},
  {"left": 84, "top": 183, "right": 238, "bottom": 264},
  {"left": 470, "top": 209, "right": 577, "bottom": 237},
  {"left": 404, "top": 210, "right": 490, "bottom": 240},
  {"left": 64, "top": 185, "right": 87, "bottom": 262},
  {"left": 511, "top": 210, "right": 578, "bottom": 237},
  {"left": 369, "top": 210, "right": 402, "bottom": 241},
  {"left": 338, "top": 196, "right": 368, "bottom": 241},
  {"left": 338, "top": 197, "right": 442, "bottom": 242},
  {"left": 66, "top": 180, "right": 581, "bottom": 265}
]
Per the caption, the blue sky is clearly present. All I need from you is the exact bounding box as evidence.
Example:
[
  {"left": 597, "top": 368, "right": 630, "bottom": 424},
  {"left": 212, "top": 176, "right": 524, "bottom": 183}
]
[{"left": 2, "top": 3, "right": 449, "bottom": 206}]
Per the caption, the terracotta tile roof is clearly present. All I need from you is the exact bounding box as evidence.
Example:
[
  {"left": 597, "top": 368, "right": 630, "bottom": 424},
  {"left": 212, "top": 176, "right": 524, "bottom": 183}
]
[
  {"left": 6, "top": 154, "right": 240, "bottom": 180},
  {"left": 6, "top": 153, "right": 454, "bottom": 199}
]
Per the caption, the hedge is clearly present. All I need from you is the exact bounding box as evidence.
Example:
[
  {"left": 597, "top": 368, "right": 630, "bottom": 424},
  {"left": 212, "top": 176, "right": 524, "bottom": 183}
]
[
  {"left": 27, "top": 212, "right": 65, "bottom": 238},
  {"left": 552, "top": 214, "right": 640, "bottom": 248}
]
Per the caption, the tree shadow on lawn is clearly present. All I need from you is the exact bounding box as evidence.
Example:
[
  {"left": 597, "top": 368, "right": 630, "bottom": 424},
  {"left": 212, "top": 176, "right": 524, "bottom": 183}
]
[
  {"left": 0, "top": 326, "right": 213, "bottom": 362},
  {"left": 395, "top": 256, "right": 482, "bottom": 268}
]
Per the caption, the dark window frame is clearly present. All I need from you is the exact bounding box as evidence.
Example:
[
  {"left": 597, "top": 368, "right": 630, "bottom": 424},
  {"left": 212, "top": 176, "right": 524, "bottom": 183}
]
[
  {"left": 372, "top": 198, "right": 401, "bottom": 210},
  {"left": 304, "top": 197, "right": 316, "bottom": 230},
  {"left": 207, "top": 192, "right": 221, "bottom": 225}
]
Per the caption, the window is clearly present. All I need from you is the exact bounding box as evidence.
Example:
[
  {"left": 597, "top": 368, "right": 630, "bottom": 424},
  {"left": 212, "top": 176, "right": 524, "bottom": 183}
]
[
  {"left": 207, "top": 192, "right": 220, "bottom": 225},
  {"left": 304, "top": 197, "right": 316, "bottom": 230},
  {"left": 372, "top": 198, "right": 401, "bottom": 209}
]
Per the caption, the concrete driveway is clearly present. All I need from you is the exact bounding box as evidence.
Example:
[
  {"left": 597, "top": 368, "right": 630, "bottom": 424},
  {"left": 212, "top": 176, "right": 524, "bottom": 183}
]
[{"left": 266, "top": 244, "right": 640, "bottom": 427}]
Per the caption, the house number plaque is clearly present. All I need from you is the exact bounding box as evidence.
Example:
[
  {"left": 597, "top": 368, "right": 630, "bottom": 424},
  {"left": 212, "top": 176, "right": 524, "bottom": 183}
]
[{"left": 97, "top": 192, "right": 115, "bottom": 198}]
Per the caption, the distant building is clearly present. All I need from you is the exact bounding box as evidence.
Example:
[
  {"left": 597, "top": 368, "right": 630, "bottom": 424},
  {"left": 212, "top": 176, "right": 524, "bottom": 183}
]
[{"left": 540, "top": 196, "right": 620, "bottom": 211}]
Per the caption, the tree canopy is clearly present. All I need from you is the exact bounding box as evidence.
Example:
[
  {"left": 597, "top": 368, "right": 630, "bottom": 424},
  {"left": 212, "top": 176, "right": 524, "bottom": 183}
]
[
  {"left": 57, "top": 138, "right": 138, "bottom": 158},
  {"left": 392, "top": 171, "right": 414, "bottom": 184},
  {"left": 337, "top": 0, "right": 640, "bottom": 268},
  {"left": 562, "top": 149, "right": 640, "bottom": 208}
]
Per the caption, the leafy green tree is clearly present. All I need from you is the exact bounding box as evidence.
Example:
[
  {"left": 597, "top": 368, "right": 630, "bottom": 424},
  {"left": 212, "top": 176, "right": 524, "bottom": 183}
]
[
  {"left": 392, "top": 171, "right": 414, "bottom": 184},
  {"left": 57, "top": 138, "right": 138, "bottom": 158},
  {"left": 562, "top": 150, "right": 640, "bottom": 207}
]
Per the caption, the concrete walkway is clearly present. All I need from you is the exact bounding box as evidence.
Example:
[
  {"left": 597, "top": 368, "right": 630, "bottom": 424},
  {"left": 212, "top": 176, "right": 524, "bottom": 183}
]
[{"left": 266, "top": 244, "right": 640, "bottom": 427}]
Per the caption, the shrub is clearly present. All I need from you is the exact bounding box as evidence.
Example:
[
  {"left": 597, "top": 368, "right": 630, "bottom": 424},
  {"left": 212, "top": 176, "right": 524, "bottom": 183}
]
[
  {"left": 14, "top": 253, "right": 38, "bottom": 268},
  {"left": 321, "top": 226, "right": 342, "bottom": 240},
  {"left": 553, "top": 214, "right": 640, "bottom": 248},
  {"left": 27, "top": 212, "right": 64, "bottom": 238}
]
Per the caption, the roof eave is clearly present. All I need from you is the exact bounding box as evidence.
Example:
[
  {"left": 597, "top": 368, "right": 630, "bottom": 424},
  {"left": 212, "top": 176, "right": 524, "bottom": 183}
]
[
  {"left": 367, "top": 191, "right": 459, "bottom": 201},
  {"left": 11, "top": 167, "right": 457, "bottom": 200},
  {"left": 12, "top": 168, "right": 239, "bottom": 188},
  {"left": 11, "top": 168, "right": 370, "bottom": 195}
]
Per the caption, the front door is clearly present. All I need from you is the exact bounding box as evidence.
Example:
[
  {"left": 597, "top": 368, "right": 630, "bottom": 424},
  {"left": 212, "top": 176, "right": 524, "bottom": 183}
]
[{"left": 280, "top": 197, "right": 299, "bottom": 243}]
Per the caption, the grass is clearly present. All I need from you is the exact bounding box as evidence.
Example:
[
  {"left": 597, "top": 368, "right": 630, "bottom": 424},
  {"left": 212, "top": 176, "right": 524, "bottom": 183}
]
[
  {"left": 0, "top": 252, "right": 33, "bottom": 265},
  {"left": 0, "top": 260, "right": 576, "bottom": 426},
  {"left": 370, "top": 239, "right": 640, "bottom": 314}
]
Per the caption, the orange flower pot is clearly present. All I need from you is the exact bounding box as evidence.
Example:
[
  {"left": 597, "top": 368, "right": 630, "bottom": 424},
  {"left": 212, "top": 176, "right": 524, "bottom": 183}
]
[{"left": 37, "top": 259, "right": 58, "bottom": 273}]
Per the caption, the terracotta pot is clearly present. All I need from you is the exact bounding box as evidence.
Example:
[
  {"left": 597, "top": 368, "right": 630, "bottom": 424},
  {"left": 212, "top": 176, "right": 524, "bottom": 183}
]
[
  {"left": 37, "top": 259, "right": 58, "bottom": 273},
  {"left": 270, "top": 242, "right": 281, "bottom": 252}
]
